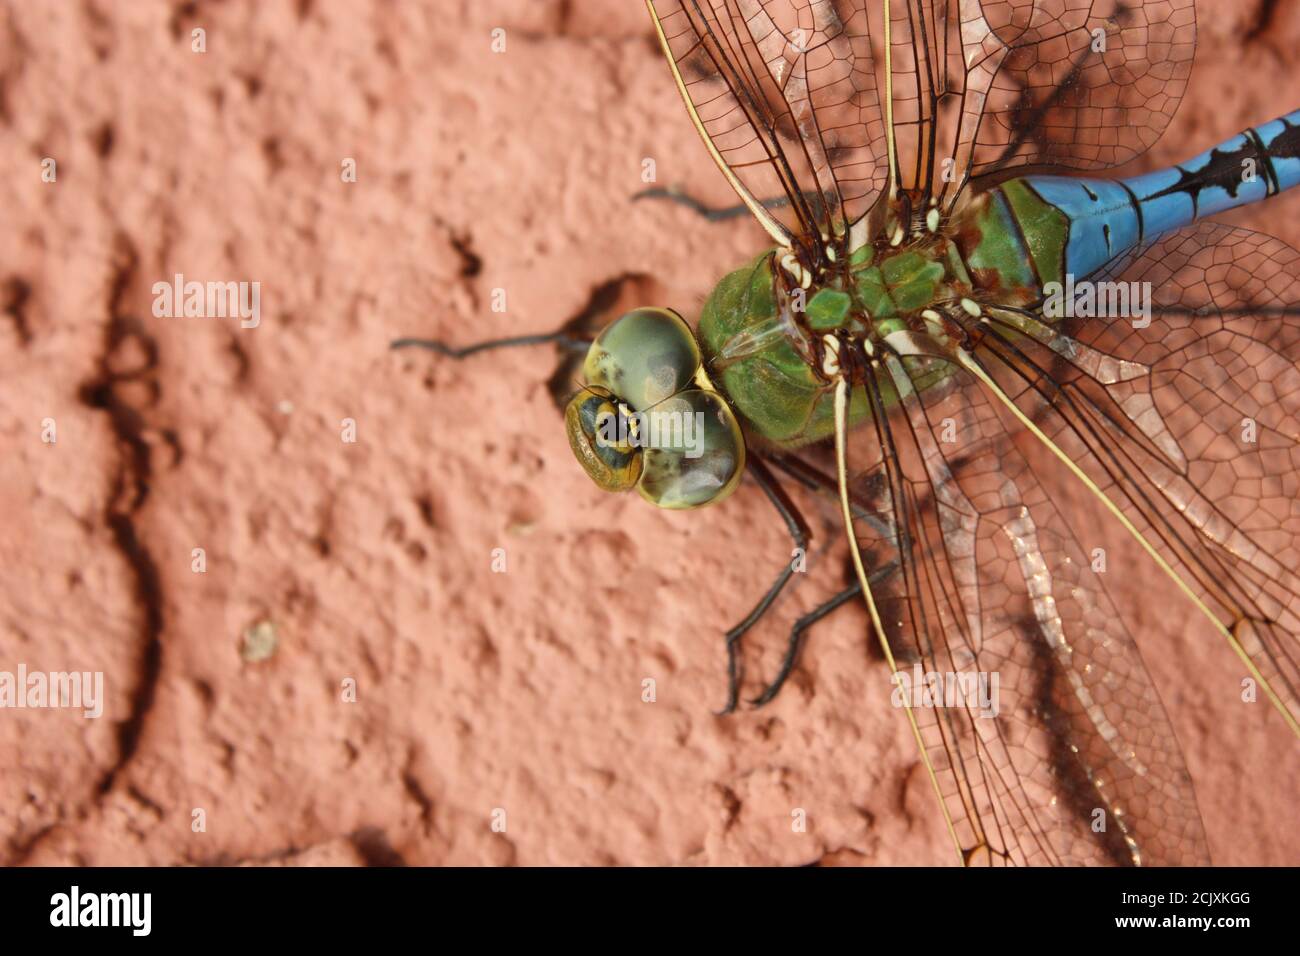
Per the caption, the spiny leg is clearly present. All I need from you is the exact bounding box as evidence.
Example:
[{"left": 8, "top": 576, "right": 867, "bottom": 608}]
[
  {"left": 749, "top": 581, "right": 861, "bottom": 707},
  {"left": 633, "top": 186, "right": 791, "bottom": 222},
  {"left": 749, "top": 561, "right": 897, "bottom": 708},
  {"left": 751, "top": 452, "right": 905, "bottom": 705},
  {"left": 719, "top": 455, "right": 811, "bottom": 715},
  {"left": 633, "top": 186, "right": 828, "bottom": 224},
  {"left": 391, "top": 331, "right": 591, "bottom": 357}
]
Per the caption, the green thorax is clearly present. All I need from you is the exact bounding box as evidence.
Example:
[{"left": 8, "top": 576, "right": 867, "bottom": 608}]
[
  {"left": 697, "top": 240, "right": 968, "bottom": 448},
  {"left": 954, "top": 178, "right": 1071, "bottom": 296},
  {"left": 695, "top": 182, "right": 1071, "bottom": 449}
]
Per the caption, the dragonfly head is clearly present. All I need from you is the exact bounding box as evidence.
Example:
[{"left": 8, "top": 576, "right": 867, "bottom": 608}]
[{"left": 563, "top": 307, "right": 746, "bottom": 509}]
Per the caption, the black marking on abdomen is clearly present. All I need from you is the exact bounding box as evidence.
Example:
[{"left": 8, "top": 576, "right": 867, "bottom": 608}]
[
  {"left": 1268, "top": 116, "right": 1300, "bottom": 160},
  {"left": 1245, "top": 127, "right": 1281, "bottom": 196},
  {"left": 1259, "top": 115, "right": 1300, "bottom": 192},
  {"left": 1118, "top": 180, "right": 1145, "bottom": 245},
  {"left": 1143, "top": 138, "right": 1261, "bottom": 213}
]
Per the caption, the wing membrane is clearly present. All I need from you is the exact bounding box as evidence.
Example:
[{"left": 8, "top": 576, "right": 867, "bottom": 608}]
[
  {"left": 648, "top": 0, "right": 889, "bottom": 254},
  {"left": 648, "top": 2, "right": 1197, "bottom": 242},
  {"left": 842, "top": 344, "right": 1209, "bottom": 865},
  {"left": 967, "top": 0, "right": 1195, "bottom": 177},
  {"left": 975, "top": 223, "right": 1300, "bottom": 730},
  {"left": 844, "top": 224, "right": 1300, "bottom": 864},
  {"left": 889, "top": 0, "right": 1196, "bottom": 209}
]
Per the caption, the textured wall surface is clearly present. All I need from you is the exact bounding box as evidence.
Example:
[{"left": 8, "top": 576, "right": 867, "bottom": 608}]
[{"left": 1, "top": 0, "right": 1298, "bottom": 866}]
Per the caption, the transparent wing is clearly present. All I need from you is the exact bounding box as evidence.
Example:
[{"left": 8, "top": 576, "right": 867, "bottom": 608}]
[
  {"left": 843, "top": 343, "right": 1209, "bottom": 866},
  {"left": 845, "top": 223, "right": 1300, "bottom": 865},
  {"left": 647, "top": 2, "right": 1196, "bottom": 243},
  {"left": 647, "top": 0, "right": 889, "bottom": 253},
  {"left": 889, "top": 0, "right": 1196, "bottom": 207},
  {"left": 979, "top": 222, "right": 1300, "bottom": 730}
]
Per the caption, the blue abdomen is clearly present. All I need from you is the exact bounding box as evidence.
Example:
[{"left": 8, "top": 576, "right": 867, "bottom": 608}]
[{"left": 1016, "top": 108, "right": 1300, "bottom": 280}]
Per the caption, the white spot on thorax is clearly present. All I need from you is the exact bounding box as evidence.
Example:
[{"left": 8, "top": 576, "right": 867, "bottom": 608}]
[{"left": 821, "top": 334, "right": 841, "bottom": 377}]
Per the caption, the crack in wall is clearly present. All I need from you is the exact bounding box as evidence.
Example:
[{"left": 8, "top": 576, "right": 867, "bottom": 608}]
[
  {"left": 76, "top": 234, "right": 167, "bottom": 799},
  {"left": 2, "top": 276, "right": 32, "bottom": 345}
]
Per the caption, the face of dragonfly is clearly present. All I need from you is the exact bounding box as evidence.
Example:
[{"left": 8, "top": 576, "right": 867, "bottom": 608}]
[{"left": 563, "top": 307, "right": 747, "bottom": 509}]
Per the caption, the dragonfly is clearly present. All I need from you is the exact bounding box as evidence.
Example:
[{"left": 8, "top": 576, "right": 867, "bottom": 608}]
[{"left": 395, "top": 0, "right": 1300, "bottom": 865}]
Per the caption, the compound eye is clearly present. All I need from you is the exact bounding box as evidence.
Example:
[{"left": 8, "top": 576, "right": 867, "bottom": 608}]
[
  {"left": 637, "top": 389, "right": 745, "bottom": 510},
  {"left": 563, "top": 387, "right": 642, "bottom": 493},
  {"left": 583, "top": 307, "right": 701, "bottom": 412}
]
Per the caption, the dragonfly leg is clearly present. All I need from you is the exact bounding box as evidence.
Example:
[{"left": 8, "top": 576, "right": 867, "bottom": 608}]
[
  {"left": 717, "top": 456, "right": 811, "bottom": 715},
  {"left": 633, "top": 186, "right": 821, "bottom": 223},
  {"left": 391, "top": 331, "right": 591, "bottom": 357},
  {"left": 749, "top": 581, "right": 863, "bottom": 708},
  {"left": 750, "top": 557, "right": 899, "bottom": 707}
]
